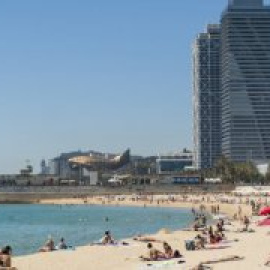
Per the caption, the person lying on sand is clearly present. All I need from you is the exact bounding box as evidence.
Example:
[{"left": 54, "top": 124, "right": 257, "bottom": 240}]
[
  {"left": 191, "top": 255, "right": 244, "bottom": 270},
  {"left": 235, "top": 228, "right": 255, "bottom": 233},
  {"left": 140, "top": 243, "right": 165, "bottom": 261},
  {"left": 133, "top": 235, "right": 162, "bottom": 243},
  {"left": 39, "top": 236, "right": 55, "bottom": 252}
]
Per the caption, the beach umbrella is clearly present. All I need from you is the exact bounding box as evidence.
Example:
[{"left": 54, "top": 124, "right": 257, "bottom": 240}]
[
  {"left": 259, "top": 206, "right": 270, "bottom": 216},
  {"left": 258, "top": 218, "right": 270, "bottom": 226}
]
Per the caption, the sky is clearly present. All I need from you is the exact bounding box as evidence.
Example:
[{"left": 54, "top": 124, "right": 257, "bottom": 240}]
[{"left": 0, "top": 0, "right": 231, "bottom": 173}]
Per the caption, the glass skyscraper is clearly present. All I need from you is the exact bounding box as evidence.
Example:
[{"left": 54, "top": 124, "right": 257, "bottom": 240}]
[
  {"left": 193, "top": 0, "right": 270, "bottom": 169},
  {"left": 221, "top": 0, "right": 270, "bottom": 162},
  {"left": 193, "top": 25, "right": 222, "bottom": 169}
]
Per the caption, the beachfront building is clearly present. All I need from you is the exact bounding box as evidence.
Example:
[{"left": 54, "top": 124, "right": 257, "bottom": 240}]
[
  {"left": 221, "top": 0, "right": 270, "bottom": 163},
  {"left": 221, "top": 0, "right": 270, "bottom": 162},
  {"left": 192, "top": 24, "right": 222, "bottom": 169},
  {"left": 156, "top": 151, "right": 193, "bottom": 174}
]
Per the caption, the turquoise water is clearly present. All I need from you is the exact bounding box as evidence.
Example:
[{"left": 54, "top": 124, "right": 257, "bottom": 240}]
[{"left": 0, "top": 204, "right": 193, "bottom": 256}]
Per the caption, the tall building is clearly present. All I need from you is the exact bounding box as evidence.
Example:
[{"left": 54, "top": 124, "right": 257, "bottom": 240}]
[
  {"left": 221, "top": 0, "right": 270, "bottom": 162},
  {"left": 193, "top": 24, "right": 222, "bottom": 169}
]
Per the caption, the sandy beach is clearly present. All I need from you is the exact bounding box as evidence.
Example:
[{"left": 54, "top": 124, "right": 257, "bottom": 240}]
[{"left": 12, "top": 195, "right": 270, "bottom": 270}]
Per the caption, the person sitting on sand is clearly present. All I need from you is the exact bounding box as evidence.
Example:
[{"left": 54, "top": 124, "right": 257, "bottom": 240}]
[
  {"left": 216, "top": 220, "right": 223, "bottom": 233},
  {"left": 209, "top": 232, "right": 217, "bottom": 244},
  {"left": 194, "top": 234, "right": 205, "bottom": 249},
  {"left": 193, "top": 220, "right": 200, "bottom": 231},
  {"left": 162, "top": 242, "right": 182, "bottom": 259},
  {"left": 163, "top": 242, "right": 173, "bottom": 258},
  {"left": 140, "top": 243, "right": 165, "bottom": 261},
  {"left": 0, "top": 246, "right": 13, "bottom": 267},
  {"left": 58, "top": 238, "right": 67, "bottom": 249},
  {"left": 39, "top": 236, "right": 55, "bottom": 252},
  {"left": 213, "top": 231, "right": 223, "bottom": 243},
  {"left": 101, "top": 231, "right": 115, "bottom": 245},
  {"left": 208, "top": 226, "right": 213, "bottom": 235}
]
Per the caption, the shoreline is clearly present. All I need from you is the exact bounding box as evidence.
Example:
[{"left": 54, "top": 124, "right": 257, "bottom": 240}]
[
  {"left": 11, "top": 194, "right": 265, "bottom": 270},
  {"left": 38, "top": 194, "right": 253, "bottom": 219}
]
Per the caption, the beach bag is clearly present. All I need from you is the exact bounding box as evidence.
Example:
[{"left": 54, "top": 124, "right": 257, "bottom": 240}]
[{"left": 185, "top": 240, "right": 195, "bottom": 251}]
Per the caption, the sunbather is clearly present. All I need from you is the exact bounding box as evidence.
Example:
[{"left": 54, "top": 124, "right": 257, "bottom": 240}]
[
  {"left": 163, "top": 242, "right": 173, "bottom": 258},
  {"left": 0, "top": 246, "right": 14, "bottom": 268},
  {"left": 133, "top": 235, "right": 162, "bottom": 243},
  {"left": 140, "top": 243, "right": 165, "bottom": 261},
  {"left": 194, "top": 234, "right": 205, "bottom": 249},
  {"left": 100, "top": 231, "right": 115, "bottom": 245},
  {"left": 57, "top": 238, "right": 68, "bottom": 249},
  {"left": 39, "top": 236, "right": 55, "bottom": 252},
  {"left": 162, "top": 242, "right": 182, "bottom": 259},
  {"left": 191, "top": 255, "right": 244, "bottom": 269}
]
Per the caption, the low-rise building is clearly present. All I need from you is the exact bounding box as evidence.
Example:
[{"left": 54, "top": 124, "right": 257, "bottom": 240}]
[{"left": 156, "top": 151, "right": 193, "bottom": 175}]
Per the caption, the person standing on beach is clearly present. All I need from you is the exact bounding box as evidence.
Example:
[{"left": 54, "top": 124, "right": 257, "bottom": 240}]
[
  {"left": 238, "top": 205, "right": 242, "bottom": 219},
  {"left": 243, "top": 216, "right": 250, "bottom": 231}
]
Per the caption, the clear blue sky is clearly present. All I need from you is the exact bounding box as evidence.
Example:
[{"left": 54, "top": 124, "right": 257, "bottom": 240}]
[{"left": 0, "top": 0, "right": 229, "bottom": 173}]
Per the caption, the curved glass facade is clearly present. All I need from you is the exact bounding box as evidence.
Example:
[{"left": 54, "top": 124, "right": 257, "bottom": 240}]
[{"left": 221, "top": 1, "right": 270, "bottom": 162}]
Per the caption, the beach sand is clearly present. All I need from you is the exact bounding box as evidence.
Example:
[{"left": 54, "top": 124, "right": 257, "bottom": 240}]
[{"left": 12, "top": 196, "right": 268, "bottom": 270}]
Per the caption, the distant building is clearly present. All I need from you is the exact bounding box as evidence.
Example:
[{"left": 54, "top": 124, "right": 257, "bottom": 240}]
[
  {"left": 40, "top": 159, "right": 50, "bottom": 175},
  {"left": 50, "top": 151, "right": 87, "bottom": 179},
  {"left": 193, "top": 24, "right": 222, "bottom": 169},
  {"left": 49, "top": 149, "right": 130, "bottom": 181},
  {"left": 156, "top": 151, "right": 193, "bottom": 174}
]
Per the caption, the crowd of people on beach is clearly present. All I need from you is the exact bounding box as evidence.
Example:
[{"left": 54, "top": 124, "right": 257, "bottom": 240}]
[{"left": 6, "top": 191, "right": 270, "bottom": 270}]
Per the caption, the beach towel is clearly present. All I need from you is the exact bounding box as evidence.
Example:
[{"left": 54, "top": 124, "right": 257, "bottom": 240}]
[
  {"left": 205, "top": 245, "right": 231, "bottom": 250},
  {"left": 139, "top": 260, "right": 186, "bottom": 269},
  {"left": 90, "top": 241, "right": 130, "bottom": 246}
]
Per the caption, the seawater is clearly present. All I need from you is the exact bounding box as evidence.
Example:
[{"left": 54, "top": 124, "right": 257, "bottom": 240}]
[{"left": 0, "top": 204, "right": 193, "bottom": 256}]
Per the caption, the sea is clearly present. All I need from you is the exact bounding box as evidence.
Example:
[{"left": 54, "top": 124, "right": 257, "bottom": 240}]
[{"left": 0, "top": 204, "right": 193, "bottom": 256}]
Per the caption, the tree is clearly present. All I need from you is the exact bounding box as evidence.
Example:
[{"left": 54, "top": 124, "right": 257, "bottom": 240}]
[
  {"left": 212, "top": 156, "right": 261, "bottom": 184},
  {"left": 265, "top": 164, "right": 270, "bottom": 183}
]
